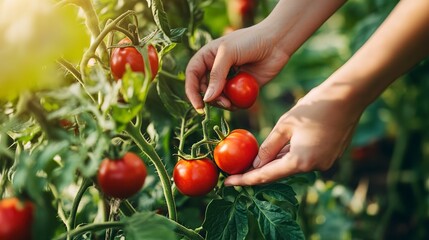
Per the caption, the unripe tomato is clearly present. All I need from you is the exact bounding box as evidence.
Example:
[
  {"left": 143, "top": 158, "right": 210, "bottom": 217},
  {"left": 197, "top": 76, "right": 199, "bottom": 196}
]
[
  {"left": 110, "top": 38, "right": 159, "bottom": 81},
  {"left": 97, "top": 152, "right": 147, "bottom": 199},
  {"left": 214, "top": 129, "right": 258, "bottom": 174},
  {"left": 224, "top": 72, "right": 259, "bottom": 109},
  {"left": 0, "top": 198, "right": 34, "bottom": 240},
  {"left": 173, "top": 158, "right": 219, "bottom": 197}
]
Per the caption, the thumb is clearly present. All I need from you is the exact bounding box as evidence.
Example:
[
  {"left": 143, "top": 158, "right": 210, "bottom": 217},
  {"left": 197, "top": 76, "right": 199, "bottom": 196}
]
[
  {"left": 253, "top": 124, "right": 291, "bottom": 168},
  {"left": 203, "top": 45, "right": 234, "bottom": 102}
]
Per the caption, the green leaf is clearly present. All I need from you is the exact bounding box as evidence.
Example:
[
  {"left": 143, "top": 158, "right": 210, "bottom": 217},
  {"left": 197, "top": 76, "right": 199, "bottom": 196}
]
[
  {"left": 124, "top": 212, "right": 177, "bottom": 240},
  {"left": 249, "top": 199, "right": 304, "bottom": 240},
  {"left": 156, "top": 77, "right": 190, "bottom": 119},
  {"left": 148, "top": 0, "right": 171, "bottom": 38},
  {"left": 170, "top": 28, "right": 187, "bottom": 43},
  {"left": 253, "top": 183, "right": 298, "bottom": 206},
  {"left": 203, "top": 199, "right": 249, "bottom": 240}
]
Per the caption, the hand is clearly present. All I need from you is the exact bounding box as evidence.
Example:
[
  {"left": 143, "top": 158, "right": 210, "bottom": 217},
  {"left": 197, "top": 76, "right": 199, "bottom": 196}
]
[
  {"left": 224, "top": 82, "right": 365, "bottom": 186},
  {"left": 185, "top": 25, "right": 290, "bottom": 111}
]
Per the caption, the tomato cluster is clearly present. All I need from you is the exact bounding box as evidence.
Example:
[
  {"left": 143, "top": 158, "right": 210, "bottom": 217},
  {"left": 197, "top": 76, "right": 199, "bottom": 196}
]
[
  {"left": 0, "top": 198, "right": 34, "bottom": 240},
  {"left": 97, "top": 152, "right": 147, "bottom": 199},
  {"left": 224, "top": 72, "right": 259, "bottom": 109},
  {"left": 173, "top": 129, "right": 259, "bottom": 197},
  {"left": 110, "top": 38, "right": 159, "bottom": 81}
]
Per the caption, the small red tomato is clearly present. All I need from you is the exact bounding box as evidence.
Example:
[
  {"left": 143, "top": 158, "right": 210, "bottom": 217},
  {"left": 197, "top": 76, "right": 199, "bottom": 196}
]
[
  {"left": 214, "top": 129, "right": 258, "bottom": 174},
  {"left": 97, "top": 152, "right": 147, "bottom": 199},
  {"left": 0, "top": 198, "right": 34, "bottom": 240},
  {"left": 173, "top": 158, "right": 219, "bottom": 197},
  {"left": 224, "top": 72, "right": 259, "bottom": 109},
  {"left": 110, "top": 38, "right": 159, "bottom": 81}
]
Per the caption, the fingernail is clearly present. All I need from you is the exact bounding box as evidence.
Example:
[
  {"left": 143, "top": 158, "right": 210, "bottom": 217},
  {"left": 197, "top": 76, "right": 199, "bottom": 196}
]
[
  {"left": 224, "top": 179, "right": 232, "bottom": 186},
  {"left": 253, "top": 157, "right": 260, "bottom": 168},
  {"left": 195, "top": 108, "right": 204, "bottom": 115},
  {"left": 203, "top": 87, "right": 214, "bottom": 102}
]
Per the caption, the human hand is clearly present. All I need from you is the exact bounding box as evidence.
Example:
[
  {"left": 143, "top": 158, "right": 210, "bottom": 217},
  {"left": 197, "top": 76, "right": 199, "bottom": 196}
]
[
  {"left": 224, "top": 82, "right": 365, "bottom": 186},
  {"left": 185, "top": 25, "right": 290, "bottom": 111}
]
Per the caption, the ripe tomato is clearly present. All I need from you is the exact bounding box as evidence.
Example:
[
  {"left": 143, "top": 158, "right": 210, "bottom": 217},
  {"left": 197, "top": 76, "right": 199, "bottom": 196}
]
[
  {"left": 173, "top": 158, "right": 219, "bottom": 197},
  {"left": 224, "top": 72, "right": 259, "bottom": 109},
  {"left": 237, "top": 0, "right": 255, "bottom": 16},
  {"left": 0, "top": 198, "right": 34, "bottom": 240},
  {"left": 97, "top": 152, "right": 147, "bottom": 199},
  {"left": 110, "top": 38, "right": 159, "bottom": 81},
  {"left": 214, "top": 129, "right": 258, "bottom": 174}
]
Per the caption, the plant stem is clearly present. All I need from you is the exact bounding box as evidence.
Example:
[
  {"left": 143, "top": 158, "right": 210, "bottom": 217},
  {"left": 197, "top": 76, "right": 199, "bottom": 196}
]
[
  {"left": 120, "top": 200, "right": 137, "bottom": 217},
  {"left": 125, "top": 123, "right": 177, "bottom": 221},
  {"left": 166, "top": 218, "right": 204, "bottom": 240},
  {"left": 191, "top": 104, "right": 213, "bottom": 158},
  {"left": 80, "top": 10, "right": 136, "bottom": 81},
  {"left": 54, "top": 222, "right": 124, "bottom": 240},
  {"left": 69, "top": 178, "right": 92, "bottom": 229},
  {"left": 159, "top": 70, "right": 185, "bottom": 81}
]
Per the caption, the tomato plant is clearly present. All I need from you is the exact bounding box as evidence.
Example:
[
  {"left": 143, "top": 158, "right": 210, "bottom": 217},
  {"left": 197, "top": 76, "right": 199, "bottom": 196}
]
[
  {"left": 0, "top": 198, "right": 34, "bottom": 240},
  {"left": 173, "top": 158, "right": 219, "bottom": 197},
  {"left": 214, "top": 129, "right": 259, "bottom": 174},
  {"left": 97, "top": 152, "right": 147, "bottom": 199},
  {"left": 224, "top": 72, "right": 259, "bottom": 109},
  {"left": 0, "top": 1, "right": 310, "bottom": 240},
  {"left": 110, "top": 38, "right": 159, "bottom": 81}
]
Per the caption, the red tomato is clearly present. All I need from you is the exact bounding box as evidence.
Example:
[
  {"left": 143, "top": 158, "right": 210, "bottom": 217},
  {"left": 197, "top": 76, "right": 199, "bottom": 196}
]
[
  {"left": 224, "top": 72, "right": 259, "bottom": 109},
  {"left": 0, "top": 198, "right": 34, "bottom": 240},
  {"left": 237, "top": 0, "right": 255, "bottom": 16},
  {"left": 214, "top": 129, "right": 258, "bottom": 174},
  {"left": 110, "top": 38, "right": 159, "bottom": 81},
  {"left": 97, "top": 152, "right": 147, "bottom": 199},
  {"left": 173, "top": 158, "right": 219, "bottom": 197}
]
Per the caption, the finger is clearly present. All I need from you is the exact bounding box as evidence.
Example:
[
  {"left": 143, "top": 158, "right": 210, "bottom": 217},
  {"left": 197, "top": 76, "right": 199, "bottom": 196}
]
[
  {"left": 253, "top": 121, "right": 292, "bottom": 168},
  {"left": 224, "top": 152, "right": 300, "bottom": 186},
  {"left": 203, "top": 43, "right": 234, "bottom": 102},
  {"left": 185, "top": 46, "right": 217, "bottom": 111}
]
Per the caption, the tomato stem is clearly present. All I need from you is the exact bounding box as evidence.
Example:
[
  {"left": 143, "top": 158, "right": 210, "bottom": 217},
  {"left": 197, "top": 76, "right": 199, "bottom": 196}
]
[
  {"left": 213, "top": 125, "right": 226, "bottom": 140},
  {"left": 69, "top": 178, "right": 92, "bottom": 229},
  {"left": 190, "top": 104, "right": 214, "bottom": 158},
  {"left": 54, "top": 221, "right": 124, "bottom": 240},
  {"left": 80, "top": 10, "right": 137, "bottom": 81},
  {"left": 125, "top": 123, "right": 177, "bottom": 221}
]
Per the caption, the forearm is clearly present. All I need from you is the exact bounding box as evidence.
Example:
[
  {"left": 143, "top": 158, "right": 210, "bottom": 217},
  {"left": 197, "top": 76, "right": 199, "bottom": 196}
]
[
  {"left": 324, "top": 0, "right": 429, "bottom": 108},
  {"left": 258, "top": 0, "right": 346, "bottom": 56}
]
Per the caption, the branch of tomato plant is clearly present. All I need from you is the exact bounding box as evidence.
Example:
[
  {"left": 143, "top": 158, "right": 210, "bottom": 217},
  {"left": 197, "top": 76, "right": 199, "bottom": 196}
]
[
  {"left": 54, "top": 221, "right": 123, "bottom": 240},
  {"left": 177, "top": 108, "right": 198, "bottom": 154},
  {"left": 125, "top": 122, "right": 177, "bottom": 221},
  {"left": 159, "top": 70, "right": 186, "bottom": 81},
  {"left": 68, "top": 178, "right": 92, "bottom": 229},
  {"left": 190, "top": 104, "right": 219, "bottom": 158},
  {"left": 55, "top": 0, "right": 108, "bottom": 61},
  {"left": 48, "top": 183, "right": 71, "bottom": 237},
  {"left": 80, "top": 10, "right": 137, "bottom": 81}
]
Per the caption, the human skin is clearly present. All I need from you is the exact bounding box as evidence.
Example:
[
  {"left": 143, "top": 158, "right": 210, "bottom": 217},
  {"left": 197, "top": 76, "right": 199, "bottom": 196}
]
[{"left": 185, "top": 0, "right": 429, "bottom": 186}]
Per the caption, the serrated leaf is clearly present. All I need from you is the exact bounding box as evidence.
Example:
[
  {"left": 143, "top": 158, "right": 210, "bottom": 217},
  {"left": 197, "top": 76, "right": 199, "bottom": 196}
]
[
  {"left": 124, "top": 212, "right": 177, "bottom": 240},
  {"left": 203, "top": 199, "right": 249, "bottom": 240},
  {"left": 250, "top": 199, "right": 304, "bottom": 240},
  {"left": 156, "top": 77, "right": 190, "bottom": 119},
  {"left": 149, "top": 0, "right": 171, "bottom": 38},
  {"left": 170, "top": 28, "right": 187, "bottom": 43},
  {"left": 253, "top": 183, "right": 298, "bottom": 206}
]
